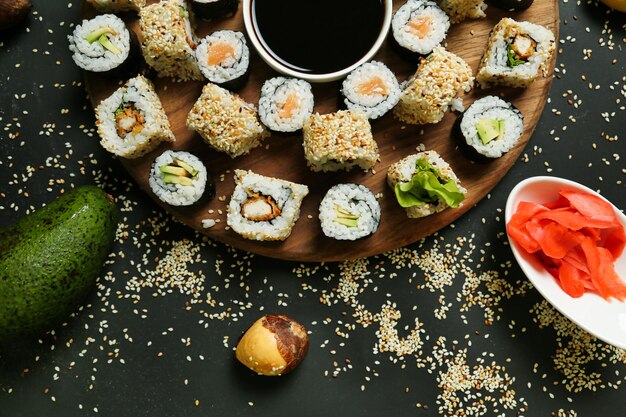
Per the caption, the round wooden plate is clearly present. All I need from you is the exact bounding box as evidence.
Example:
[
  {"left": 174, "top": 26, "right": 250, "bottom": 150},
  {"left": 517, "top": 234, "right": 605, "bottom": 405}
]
[{"left": 84, "top": 0, "right": 559, "bottom": 262}]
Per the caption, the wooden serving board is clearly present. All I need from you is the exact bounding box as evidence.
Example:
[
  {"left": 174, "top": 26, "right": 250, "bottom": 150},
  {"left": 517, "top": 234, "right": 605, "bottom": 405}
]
[{"left": 84, "top": 0, "right": 558, "bottom": 262}]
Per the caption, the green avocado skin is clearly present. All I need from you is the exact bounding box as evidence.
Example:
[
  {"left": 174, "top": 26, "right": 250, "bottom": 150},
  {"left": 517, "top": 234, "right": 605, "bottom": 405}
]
[{"left": 0, "top": 186, "right": 117, "bottom": 340}]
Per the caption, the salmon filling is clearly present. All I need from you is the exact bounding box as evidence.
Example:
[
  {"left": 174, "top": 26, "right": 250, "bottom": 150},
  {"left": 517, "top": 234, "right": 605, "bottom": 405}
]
[
  {"left": 357, "top": 76, "right": 388, "bottom": 96},
  {"left": 406, "top": 17, "right": 431, "bottom": 39},
  {"left": 115, "top": 105, "right": 145, "bottom": 138},
  {"left": 278, "top": 93, "right": 299, "bottom": 119},
  {"left": 241, "top": 193, "right": 282, "bottom": 221},
  {"left": 208, "top": 42, "right": 235, "bottom": 66}
]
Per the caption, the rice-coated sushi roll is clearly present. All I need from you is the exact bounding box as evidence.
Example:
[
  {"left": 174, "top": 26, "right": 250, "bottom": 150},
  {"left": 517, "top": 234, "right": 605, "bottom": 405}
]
[
  {"left": 95, "top": 75, "right": 175, "bottom": 159},
  {"left": 68, "top": 14, "right": 140, "bottom": 77},
  {"left": 392, "top": 0, "right": 450, "bottom": 56},
  {"left": 139, "top": 0, "right": 203, "bottom": 82},
  {"left": 149, "top": 151, "right": 211, "bottom": 206},
  {"left": 258, "top": 77, "right": 314, "bottom": 132},
  {"left": 319, "top": 184, "right": 381, "bottom": 241},
  {"left": 476, "top": 18, "right": 556, "bottom": 89},
  {"left": 86, "top": 0, "right": 145, "bottom": 13},
  {"left": 387, "top": 150, "right": 466, "bottom": 218},
  {"left": 196, "top": 30, "right": 249, "bottom": 90},
  {"left": 302, "top": 110, "right": 379, "bottom": 173},
  {"left": 341, "top": 61, "right": 401, "bottom": 120},
  {"left": 186, "top": 83, "right": 270, "bottom": 158},
  {"left": 227, "top": 170, "right": 309, "bottom": 241},
  {"left": 454, "top": 96, "right": 524, "bottom": 162},
  {"left": 190, "top": 0, "right": 239, "bottom": 19},
  {"left": 394, "top": 47, "right": 474, "bottom": 125},
  {"left": 437, "top": 0, "right": 486, "bottom": 24}
]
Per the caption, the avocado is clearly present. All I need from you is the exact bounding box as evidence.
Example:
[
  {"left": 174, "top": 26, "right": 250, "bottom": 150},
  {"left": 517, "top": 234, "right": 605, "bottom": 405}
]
[
  {"left": 160, "top": 165, "right": 188, "bottom": 176},
  {"left": 476, "top": 118, "right": 504, "bottom": 144},
  {"left": 173, "top": 159, "right": 199, "bottom": 177},
  {"left": 0, "top": 186, "right": 117, "bottom": 340},
  {"left": 162, "top": 173, "right": 194, "bottom": 186}
]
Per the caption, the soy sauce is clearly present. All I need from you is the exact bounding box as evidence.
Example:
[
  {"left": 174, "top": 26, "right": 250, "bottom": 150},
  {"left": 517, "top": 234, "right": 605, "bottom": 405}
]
[{"left": 251, "top": 0, "right": 385, "bottom": 74}]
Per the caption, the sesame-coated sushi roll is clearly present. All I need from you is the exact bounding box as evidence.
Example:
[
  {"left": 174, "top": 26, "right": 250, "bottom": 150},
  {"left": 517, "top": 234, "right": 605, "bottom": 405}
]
[
  {"left": 85, "top": 0, "right": 145, "bottom": 13},
  {"left": 196, "top": 30, "right": 249, "bottom": 90},
  {"left": 454, "top": 96, "right": 524, "bottom": 162},
  {"left": 95, "top": 75, "right": 175, "bottom": 159},
  {"left": 437, "top": 0, "right": 486, "bottom": 24},
  {"left": 258, "top": 77, "right": 314, "bottom": 133},
  {"left": 392, "top": 0, "right": 450, "bottom": 56},
  {"left": 302, "top": 110, "right": 379, "bottom": 173},
  {"left": 68, "top": 14, "right": 141, "bottom": 78},
  {"left": 476, "top": 18, "right": 556, "bottom": 89},
  {"left": 387, "top": 151, "right": 466, "bottom": 219},
  {"left": 139, "top": 0, "right": 203, "bottom": 82},
  {"left": 186, "top": 83, "right": 270, "bottom": 158},
  {"left": 227, "top": 170, "right": 309, "bottom": 241},
  {"left": 394, "top": 47, "right": 473, "bottom": 125},
  {"left": 319, "top": 184, "right": 381, "bottom": 241},
  {"left": 190, "top": 0, "right": 239, "bottom": 19},
  {"left": 149, "top": 150, "right": 214, "bottom": 206},
  {"left": 341, "top": 61, "right": 401, "bottom": 120}
]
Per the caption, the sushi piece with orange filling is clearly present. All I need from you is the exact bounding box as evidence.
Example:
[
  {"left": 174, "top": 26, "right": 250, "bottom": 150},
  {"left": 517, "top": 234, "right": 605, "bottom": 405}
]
[
  {"left": 391, "top": 0, "right": 450, "bottom": 57},
  {"left": 341, "top": 61, "right": 401, "bottom": 120},
  {"left": 258, "top": 77, "right": 314, "bottom": 133},
  {"left": 196, "top": 30, "right": 249, "bottom": 90}
]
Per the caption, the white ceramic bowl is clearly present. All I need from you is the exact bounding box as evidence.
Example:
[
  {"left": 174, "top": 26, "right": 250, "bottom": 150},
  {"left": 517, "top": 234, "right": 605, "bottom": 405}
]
[
  {"left": 242, "top": 0, "right": 393, "bottom": 83},
  {"left": 505, "top": 176, "right": 626, "bottom": 349}
]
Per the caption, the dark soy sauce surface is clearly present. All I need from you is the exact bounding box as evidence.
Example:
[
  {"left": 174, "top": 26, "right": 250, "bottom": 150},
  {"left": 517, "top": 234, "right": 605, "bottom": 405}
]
[{"left": 251, "top": 0, "right": 385, "bottom": 74}]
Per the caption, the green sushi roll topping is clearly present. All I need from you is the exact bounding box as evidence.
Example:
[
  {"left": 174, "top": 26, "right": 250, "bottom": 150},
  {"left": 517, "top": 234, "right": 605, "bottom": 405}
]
[
  {"left": 394, "top": 160, "right": 465, "bottom": 209},
  {"left": 334, "top": 206, "right": 360, "bottom": 228},
  {"left": 476, "top": 119, "right": 505, "bottom": 144}
]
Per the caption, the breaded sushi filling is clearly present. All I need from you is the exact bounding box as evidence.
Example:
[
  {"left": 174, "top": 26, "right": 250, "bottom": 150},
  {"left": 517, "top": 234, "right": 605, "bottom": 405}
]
[
  {"left": 241, "top": 193, "right": 282, "bottom": 222},
  {"left": 115, "top": 105, "right": 145, "bottom": 138}
]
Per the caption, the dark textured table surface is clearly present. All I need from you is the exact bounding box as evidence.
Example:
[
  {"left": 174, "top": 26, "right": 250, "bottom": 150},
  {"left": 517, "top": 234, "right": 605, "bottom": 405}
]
[{"left": 1, "top": 1, "right": 625, "bottom": 416}]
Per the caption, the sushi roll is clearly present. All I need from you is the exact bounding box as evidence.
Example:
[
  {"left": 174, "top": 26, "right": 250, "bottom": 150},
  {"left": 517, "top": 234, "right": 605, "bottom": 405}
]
[
  {"left": 387, "top": 150, "right": 466, "bottom": 219},
  {"left": 85, "top": 0, "right": 145, "bottom": 13},
  {"left": 340, "top": 61, "right": 401, "bottom": 120},
  {"left": 394, "top": 47, "right": 474, "bottom": 125},
  {"left": 139, "top": 0, "right": 203, "bottom": 82},
  {"left": 487, "top": 0, "right": 533, "bottom": 12},
  {"left": 392, "top": 0, "right": 450, "bottom": 56},
  {"left": 437, "top": 0, "right": 486, "bottom": 24},
  {"left": 302, "top": 110, "right": 379, "bottom": 173},
  {"left": 195, "top": 30, "right": 249, "bottom": 90},
  {"left": 190, "top": 0, "right": 239, "bottom": 19},
  {"left": 68, "top": 14, "right": 141, "bottom": 78},
  {"left": 227, "top": 170, "right": 309, "bottom": 241},
  {"left": 319, "top": 184, "right": 381, "bottom": 241},
  {"left": 476, "top": 18, "right": 556, "bottom": 89},
  {"left": 186, "top": 83, "right": 270, "bottom": 158},
  {"left": 149, "top": 150, "right": 213, "bottom": 206},
  {"left": 454, "top": 96, "right": 524, "bottom": 162},
  {"left": 95, "top": 75, "right": 175, "bottom": 159},
  {"left": 258, "top": 77, "right": 314, "bottom": 133}
]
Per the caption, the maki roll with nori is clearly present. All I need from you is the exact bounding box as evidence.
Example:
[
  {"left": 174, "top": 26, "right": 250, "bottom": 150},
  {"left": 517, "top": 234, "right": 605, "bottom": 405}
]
[
  {"left": 341, "top": 61, "right": 401, "bottom": 120},
  {"left": 149, "top": 150, "right": 213, "bottom": 206},
  {"left": 258, "top": 77, "right": 314, "bottom": 133},
  {"left": 95, "top": 75, "right": 175, "bottom": 159},
  {"left": 487, "top": 0, "right": 533, "bottom": 12},
  {"left": 227, "top": 170, "right": 309, "bottom": 241},
  {"left": 387, "top": 150, "right": 466, "bottom": 219},
  {"left": 392, "top": 0, "right": 450, "bottom": 57},
  {"left": 454, "top": 96, "right": 524, "bottom": 162},
  {"left": 190, "top": 0, "right": 239, "bottom": 20},
  {"left": 68, "top": 14, "right": 141, "bottom": 77},
  {"left": 196, "top": 30, "right": 249, "bottom": 90},
  {"left": 319, "top": 184, "right": 381, "bottom": 241}
]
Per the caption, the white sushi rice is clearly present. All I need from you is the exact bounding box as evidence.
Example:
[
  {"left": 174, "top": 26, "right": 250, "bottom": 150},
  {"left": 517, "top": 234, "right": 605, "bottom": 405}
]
[
  {"left": 149, "top": 150, "right": 207, "bottom": 206},
  {"left": 258, "top": 77, "right": 314, "bottom": 132},
  {"left": 392, "top": 0, "right": 450, "bottom": 55},
  {"left": 459, "top": 96, "right": 524, "bottom": 159},
  {"left": 341, "top": 61, "right": 401, "bottom": 120},
  {"left": 319, "top": 184, "right": 381, "bottom": 241},
  {"left": 95, "top": 75, "right": 175, "bottom": 159},
  {"left": 68, "top": 14, "right": 131, "bottom": 72},
  {"left": 195, "top": 30, "right": 249, "bottom": 84},
  {"left": 227, "top": 170, "right": 309, "bottom": 241}
]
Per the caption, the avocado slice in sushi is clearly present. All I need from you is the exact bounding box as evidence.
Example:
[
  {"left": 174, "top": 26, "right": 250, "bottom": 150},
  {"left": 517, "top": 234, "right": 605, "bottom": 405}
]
[
  {"left": 162, "top": 174, "right": 194, "bottom": 186},
  {"left": 476, "top": 119, "right": 505, "bottom": 144},
  {"left": 85, "top": 27, "right": 117, "bottom": 43}
]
